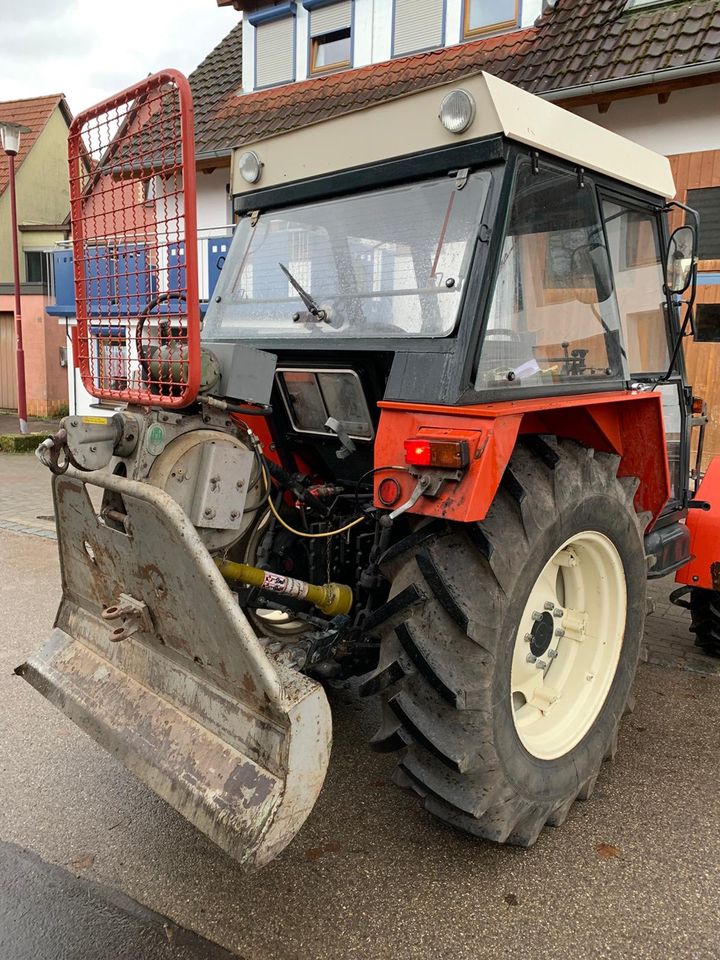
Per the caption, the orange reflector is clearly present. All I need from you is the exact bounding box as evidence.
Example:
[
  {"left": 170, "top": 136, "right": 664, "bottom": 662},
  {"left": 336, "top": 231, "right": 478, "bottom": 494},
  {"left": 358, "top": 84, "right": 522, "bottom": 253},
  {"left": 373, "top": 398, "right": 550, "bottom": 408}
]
[
  {"left": 404, "top": 438, "right": 469, "bottom": 468},
  {"left": 691, "top": 396, "right": 707, "bottom": 416}
]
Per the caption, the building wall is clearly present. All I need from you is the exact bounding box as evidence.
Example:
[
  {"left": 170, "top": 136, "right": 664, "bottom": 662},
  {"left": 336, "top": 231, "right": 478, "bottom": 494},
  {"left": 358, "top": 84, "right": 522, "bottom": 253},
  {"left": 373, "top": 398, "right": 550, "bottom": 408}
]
[
  {"left": 571, "top": 86, "right": 720, "bottom": 157},
  {"left": 196, "top": 167, "right": 232, "bottom": 230},
  {"left": 0, "top": 106, "right": 70, "bottom": 284},
  {"left": 242, "top": 0, "right": 543, "bottom": 92},
  {"left": 572, "top": 89, "right": 720, "bottom": 466},
  {"left": 668, "top": 149, "right": 720, "bottom": 467},
  {"left": 0, "top": 105, "right": 70, "bottom": 418},
  {"left": 0, "top": 291, "right": 67, "bottom": 417}
]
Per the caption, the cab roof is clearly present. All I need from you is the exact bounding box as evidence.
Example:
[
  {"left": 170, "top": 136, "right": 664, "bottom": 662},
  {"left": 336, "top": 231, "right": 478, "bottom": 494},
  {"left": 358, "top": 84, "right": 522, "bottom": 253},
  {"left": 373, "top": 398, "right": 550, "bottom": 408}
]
[{"left": 230, "top": 71, "right": 676, "bottom": 201}]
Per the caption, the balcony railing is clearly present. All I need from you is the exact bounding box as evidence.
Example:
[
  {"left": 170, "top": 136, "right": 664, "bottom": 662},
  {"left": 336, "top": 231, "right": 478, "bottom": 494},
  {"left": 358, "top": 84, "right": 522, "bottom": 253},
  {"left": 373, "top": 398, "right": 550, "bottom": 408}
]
[{"left": 45, "top": 226, "right": 234, "bottom": 319}]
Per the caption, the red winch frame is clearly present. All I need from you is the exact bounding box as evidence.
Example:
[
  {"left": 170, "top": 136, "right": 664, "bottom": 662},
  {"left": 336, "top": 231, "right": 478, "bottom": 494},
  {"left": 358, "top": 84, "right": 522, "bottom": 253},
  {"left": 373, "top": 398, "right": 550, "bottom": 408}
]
[{"left": 67, "top": 70, "right": 200, "bottom": 408}]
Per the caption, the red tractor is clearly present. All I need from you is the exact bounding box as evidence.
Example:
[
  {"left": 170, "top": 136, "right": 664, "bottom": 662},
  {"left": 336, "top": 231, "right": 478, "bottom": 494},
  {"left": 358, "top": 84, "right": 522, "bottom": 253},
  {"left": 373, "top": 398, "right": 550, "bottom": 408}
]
[{"left": 24, "top": 69, "right": 719, "bottom": 868}]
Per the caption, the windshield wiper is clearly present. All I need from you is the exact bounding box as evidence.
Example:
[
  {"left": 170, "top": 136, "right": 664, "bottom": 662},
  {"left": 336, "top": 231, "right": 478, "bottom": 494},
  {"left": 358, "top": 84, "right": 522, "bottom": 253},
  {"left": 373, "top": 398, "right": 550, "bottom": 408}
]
[{"left": 278, "top": 262, "right": 327, "bottom": 321}]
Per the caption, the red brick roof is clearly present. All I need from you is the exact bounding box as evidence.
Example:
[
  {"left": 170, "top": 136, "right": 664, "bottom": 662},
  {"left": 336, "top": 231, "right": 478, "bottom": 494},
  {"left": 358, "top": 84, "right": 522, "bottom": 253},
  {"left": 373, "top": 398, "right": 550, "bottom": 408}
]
[
  {"left": 190, "top": 0, "right": 720, "bottom": 158},
  {"left": 0, "top": 94, "right": 72, "bottom": 197},
  {"left": 514, "top": 0, "right": 720, "bottom": 94}
]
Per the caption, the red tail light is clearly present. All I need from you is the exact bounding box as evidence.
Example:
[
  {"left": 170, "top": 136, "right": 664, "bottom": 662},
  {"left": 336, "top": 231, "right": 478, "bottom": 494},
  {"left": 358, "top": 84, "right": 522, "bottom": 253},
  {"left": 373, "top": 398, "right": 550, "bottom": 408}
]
[{"left": 404, "top": 438, "right": 469, "bottom": 468}]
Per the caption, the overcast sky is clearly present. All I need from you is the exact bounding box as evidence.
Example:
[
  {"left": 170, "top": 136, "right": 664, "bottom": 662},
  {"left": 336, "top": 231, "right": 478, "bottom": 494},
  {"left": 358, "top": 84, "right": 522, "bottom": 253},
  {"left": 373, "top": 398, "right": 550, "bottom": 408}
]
[{"left": 0, "top": 0, "right": 239, "bottom": 115}]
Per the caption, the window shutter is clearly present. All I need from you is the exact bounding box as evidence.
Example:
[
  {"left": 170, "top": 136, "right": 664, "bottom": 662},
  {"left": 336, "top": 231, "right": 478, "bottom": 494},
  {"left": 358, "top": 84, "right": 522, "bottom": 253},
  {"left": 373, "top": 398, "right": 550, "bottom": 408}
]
[
  {"left": 311, "top": 1, "right": 352, "bottom": 36},
  {"left": 256, "top": 17, "right": 295, "bottom": 88},
  {"left": 393, "top": 0, "right": 443, "bottom": 55},
  {"left": 687, "top": 187, "right": 720, "bottom": 260}
]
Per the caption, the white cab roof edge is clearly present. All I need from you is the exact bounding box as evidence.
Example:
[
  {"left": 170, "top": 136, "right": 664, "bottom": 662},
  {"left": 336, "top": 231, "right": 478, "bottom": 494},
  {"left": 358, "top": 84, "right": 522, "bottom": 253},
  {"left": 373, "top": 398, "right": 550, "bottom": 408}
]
[{"left": 231, "top": 71, "right": 676, "bottom": 201}]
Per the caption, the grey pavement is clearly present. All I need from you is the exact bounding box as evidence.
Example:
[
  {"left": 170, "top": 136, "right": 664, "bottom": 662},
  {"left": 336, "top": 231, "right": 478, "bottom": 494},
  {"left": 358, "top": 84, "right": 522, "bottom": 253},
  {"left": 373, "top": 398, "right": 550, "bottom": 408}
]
[
  {"left": 0, "top": 841, "right": 235, "bottom": 960},
  {"left": 1, "top": 526, "right": 719, "bottom": 960},
  {"left": 0, "top": 452, "right": 57, "bottom": 538}
]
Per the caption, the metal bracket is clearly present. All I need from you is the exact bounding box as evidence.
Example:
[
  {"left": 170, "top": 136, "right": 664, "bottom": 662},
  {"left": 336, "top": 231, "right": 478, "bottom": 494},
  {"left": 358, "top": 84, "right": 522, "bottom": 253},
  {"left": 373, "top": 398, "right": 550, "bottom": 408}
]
[
  {"left": 455, "top": 167, "right": 470, "bottom": 190},
  {"left": 102, "top": 593, "right": 153, "bottom": 642},
  {"left": 325, "top": 417, "right": 357, "bottom": 460}
]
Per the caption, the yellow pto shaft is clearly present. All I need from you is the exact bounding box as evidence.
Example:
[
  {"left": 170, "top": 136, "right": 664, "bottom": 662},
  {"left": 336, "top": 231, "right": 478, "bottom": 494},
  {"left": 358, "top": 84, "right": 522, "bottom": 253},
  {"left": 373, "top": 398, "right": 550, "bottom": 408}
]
[{"left": 216, "top": 559, "right": 353, "bottom": 617}]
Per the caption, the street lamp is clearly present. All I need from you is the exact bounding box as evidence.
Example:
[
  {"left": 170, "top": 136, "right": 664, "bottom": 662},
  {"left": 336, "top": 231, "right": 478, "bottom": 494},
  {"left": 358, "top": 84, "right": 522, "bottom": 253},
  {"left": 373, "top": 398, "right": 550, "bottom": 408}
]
[{"left": 0, "top": 120, "right": 31, "bottom": 434}]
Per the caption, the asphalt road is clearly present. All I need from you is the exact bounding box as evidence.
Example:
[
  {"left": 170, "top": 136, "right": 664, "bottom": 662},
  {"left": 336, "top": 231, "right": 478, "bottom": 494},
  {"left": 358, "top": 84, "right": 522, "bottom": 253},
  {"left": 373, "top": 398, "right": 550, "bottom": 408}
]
[{"left": 2, "top": 527, "right": 720, "bottom": 960}]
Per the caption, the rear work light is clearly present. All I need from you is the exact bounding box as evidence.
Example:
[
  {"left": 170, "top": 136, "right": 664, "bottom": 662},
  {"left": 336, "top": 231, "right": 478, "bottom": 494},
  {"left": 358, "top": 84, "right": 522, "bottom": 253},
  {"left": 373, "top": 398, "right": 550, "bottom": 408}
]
[{"left": 404, "top": 437, "right": 469, "bottom": 469}]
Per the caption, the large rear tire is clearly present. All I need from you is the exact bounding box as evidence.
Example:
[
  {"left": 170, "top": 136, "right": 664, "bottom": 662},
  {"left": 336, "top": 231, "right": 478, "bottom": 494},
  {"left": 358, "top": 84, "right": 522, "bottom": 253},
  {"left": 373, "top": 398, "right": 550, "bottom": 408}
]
[
  {"left": 688, "top": 589, "right": 720, "bottom": 657},
  {"left": 361, "top": 438, "right": 649, "bottom": 846}
]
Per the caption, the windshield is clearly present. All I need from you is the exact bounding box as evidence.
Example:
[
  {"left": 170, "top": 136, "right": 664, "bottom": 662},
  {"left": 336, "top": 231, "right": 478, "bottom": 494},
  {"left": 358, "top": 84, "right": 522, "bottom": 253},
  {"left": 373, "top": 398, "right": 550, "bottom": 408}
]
[{"left": 203, "top": 172, "right": 491, "bottom": 340}]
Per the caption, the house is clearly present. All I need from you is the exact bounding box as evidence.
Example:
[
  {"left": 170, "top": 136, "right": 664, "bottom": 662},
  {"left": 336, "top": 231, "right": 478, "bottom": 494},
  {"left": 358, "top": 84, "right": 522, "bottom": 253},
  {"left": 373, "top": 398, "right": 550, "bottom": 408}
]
[{"left": 0, "top": 94, "right": 72, "bottom": 418}]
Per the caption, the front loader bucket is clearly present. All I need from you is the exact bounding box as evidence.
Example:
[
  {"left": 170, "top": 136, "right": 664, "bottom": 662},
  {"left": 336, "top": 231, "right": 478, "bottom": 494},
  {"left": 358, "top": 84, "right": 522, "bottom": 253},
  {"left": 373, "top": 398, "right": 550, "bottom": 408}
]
[{"left": 17, "top": 469, "right": 331, "bottom": 870}]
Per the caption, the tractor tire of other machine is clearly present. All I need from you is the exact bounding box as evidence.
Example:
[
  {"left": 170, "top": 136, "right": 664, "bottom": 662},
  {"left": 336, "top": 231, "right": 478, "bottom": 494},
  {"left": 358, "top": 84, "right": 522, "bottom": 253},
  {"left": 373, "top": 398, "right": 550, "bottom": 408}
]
[
  {"left": 362, "top": 438, "right": 648, "bottom": 847},
  {"left": 688, "top": 590, "right": 720, "bottom": 657}
]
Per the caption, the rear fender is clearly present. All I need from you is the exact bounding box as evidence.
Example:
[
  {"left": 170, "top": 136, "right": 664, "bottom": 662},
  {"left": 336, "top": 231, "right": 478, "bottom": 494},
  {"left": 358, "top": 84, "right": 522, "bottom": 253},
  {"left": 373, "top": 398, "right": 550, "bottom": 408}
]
[
  {"left": 375, "top": 391, "right": 670, "bottom": 525},
  {"left": 16, "top": 469, "right": 331, "bottom": 869},
  {"left": 675, "top": 456, "right": 720, "bottom": 590}
]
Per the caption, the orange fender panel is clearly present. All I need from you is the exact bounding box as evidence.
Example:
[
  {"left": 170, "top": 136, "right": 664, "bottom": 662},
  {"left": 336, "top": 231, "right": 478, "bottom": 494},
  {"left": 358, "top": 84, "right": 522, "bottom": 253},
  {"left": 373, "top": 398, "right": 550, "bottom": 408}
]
[
  {"left": 675, "top": 457, "right": 720, "bottom": 591},
  {"left": 374, "top": 391, "right": 670, "bottom": 525}
]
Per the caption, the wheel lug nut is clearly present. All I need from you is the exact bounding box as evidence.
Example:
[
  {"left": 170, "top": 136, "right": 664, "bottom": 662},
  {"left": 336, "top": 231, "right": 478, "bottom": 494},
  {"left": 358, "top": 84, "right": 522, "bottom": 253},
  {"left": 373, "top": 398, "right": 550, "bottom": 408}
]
[
  {"left": 555, "top": 628, "right": 565, "bottom": 638},
  {"left": 547, "top": 649, "right": 558, "bottom": 660},
  {"left": 536, "top": 659, "right": 547, "bottom": 670},
  {"left": 553, "top": 608, "right": 564, "bottom": 618},
  {"left": 526, "top": 653, "right": 537, "bottom": 664},
  {"left": 543, "top": 601, "right": 554, "bottom": 611},
  {"left": 524, "top": 633, "right": 533, "bottom": 643},
  {"left": 531, "top": 611, "right": 543, "bottom": 622}
]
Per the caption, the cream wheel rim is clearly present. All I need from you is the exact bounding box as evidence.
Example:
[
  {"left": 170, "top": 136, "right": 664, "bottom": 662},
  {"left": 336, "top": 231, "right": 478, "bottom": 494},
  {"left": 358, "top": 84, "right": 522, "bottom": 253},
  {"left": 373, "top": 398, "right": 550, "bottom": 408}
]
[{"left": 510, "top": 530, "right": 627, "bottom": 761}]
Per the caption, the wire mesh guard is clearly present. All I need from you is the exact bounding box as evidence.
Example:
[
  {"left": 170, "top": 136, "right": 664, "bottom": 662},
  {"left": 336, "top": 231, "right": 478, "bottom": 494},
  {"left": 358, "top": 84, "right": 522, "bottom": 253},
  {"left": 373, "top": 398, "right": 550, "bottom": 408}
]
[{"left": 68, "top": 70, "right": 200, "bottom": 408}]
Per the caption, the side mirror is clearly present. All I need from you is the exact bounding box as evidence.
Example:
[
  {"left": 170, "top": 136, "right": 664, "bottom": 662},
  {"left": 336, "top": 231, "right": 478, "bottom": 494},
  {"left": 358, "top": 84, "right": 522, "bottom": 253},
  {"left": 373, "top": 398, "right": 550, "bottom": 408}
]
[{"left": 664, "top": 225, "right": 697, "bottom": 295}]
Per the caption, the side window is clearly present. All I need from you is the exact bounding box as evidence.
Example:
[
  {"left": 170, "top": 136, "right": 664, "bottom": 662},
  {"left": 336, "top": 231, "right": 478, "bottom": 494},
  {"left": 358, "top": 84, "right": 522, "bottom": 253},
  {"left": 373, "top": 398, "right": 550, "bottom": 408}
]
[
  {"left": 686, "top": 187, "right": 720, "bottom": 262},
  {"left": 602, "top": 199, "right": 670, "bottom": 375},
  {"left": 476, "top": 162, "right": 622, "bottom": 390}
]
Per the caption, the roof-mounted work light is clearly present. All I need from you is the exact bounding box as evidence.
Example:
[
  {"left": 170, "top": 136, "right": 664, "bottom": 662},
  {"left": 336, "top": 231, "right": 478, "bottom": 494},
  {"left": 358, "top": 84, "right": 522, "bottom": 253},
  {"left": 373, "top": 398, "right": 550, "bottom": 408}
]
[
  {"left": 438, "top": 90, "right": 476, "bottom": 134},
  {"left": 238, "top": 150, "right": 263, "bottom": 184}
]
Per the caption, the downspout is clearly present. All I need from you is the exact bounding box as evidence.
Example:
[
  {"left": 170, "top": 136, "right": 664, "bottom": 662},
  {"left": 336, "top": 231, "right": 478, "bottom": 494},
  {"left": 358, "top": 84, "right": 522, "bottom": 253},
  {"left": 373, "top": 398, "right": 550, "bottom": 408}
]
[{"left": 538, "top": 59, "right": 720, "bottom": 102}]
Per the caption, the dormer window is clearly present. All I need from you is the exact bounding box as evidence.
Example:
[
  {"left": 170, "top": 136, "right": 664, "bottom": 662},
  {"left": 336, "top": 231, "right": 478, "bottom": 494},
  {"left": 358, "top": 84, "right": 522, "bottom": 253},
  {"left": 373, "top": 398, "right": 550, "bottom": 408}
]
[
  {"left": 249, "top": 2, "right": 297, "bottom": 89},
  {"left": 306, "top": 0, "right": 353, "bottom": 75},
  {"left": 464, "top": 0, "right": 520, "bottom": 38}
]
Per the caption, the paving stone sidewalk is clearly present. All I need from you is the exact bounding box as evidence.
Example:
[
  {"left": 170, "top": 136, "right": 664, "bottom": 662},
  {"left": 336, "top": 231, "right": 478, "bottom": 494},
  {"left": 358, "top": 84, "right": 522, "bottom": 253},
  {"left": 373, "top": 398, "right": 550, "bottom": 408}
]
[
  {"left": 1, "top": 451, "right": 717, "bottom": 675},
  {"left": 0, "top": 453, "right": 57, "bottom": 539}
]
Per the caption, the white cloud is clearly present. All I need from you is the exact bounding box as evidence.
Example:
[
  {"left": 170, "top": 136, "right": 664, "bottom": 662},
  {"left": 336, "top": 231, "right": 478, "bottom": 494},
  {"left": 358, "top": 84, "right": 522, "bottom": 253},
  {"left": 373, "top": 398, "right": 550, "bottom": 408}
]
[{"left": 0, "top": 0, "right": 239, "bottom": 115}]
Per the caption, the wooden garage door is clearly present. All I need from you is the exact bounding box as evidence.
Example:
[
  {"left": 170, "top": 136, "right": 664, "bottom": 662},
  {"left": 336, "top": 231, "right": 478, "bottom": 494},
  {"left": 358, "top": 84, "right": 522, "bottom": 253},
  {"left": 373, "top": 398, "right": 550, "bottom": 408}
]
[{"left": 0, "top": 312, "right": 18, "bottom": 411}]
